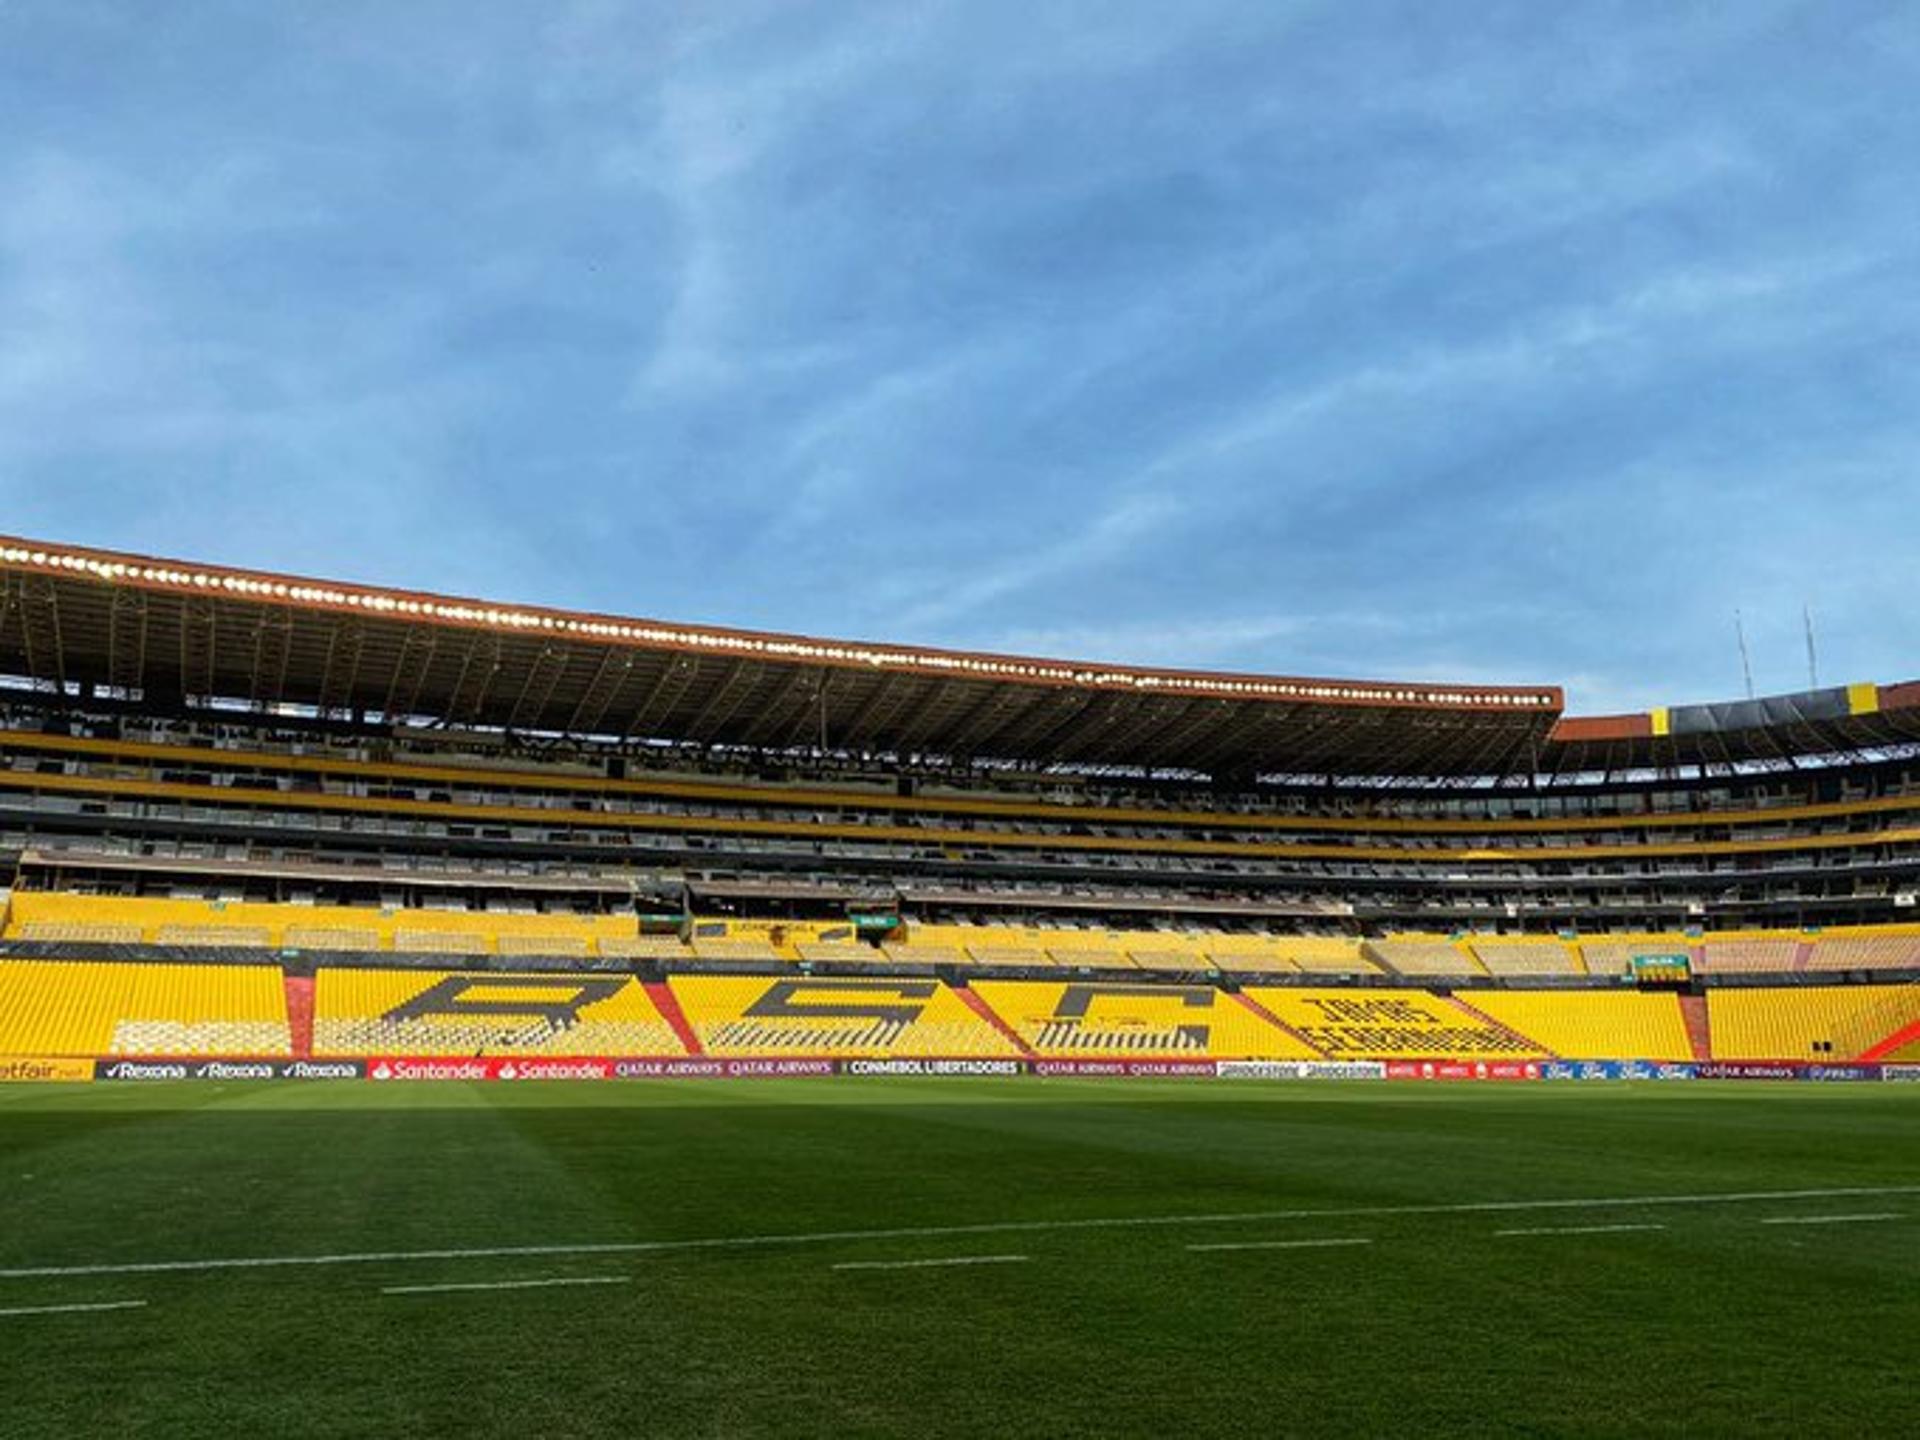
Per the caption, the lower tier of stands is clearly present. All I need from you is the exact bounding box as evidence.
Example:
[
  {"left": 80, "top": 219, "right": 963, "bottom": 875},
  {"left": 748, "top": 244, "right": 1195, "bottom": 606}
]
[
  {"left": 11, "top": 895, "right": 1920, "bottom": 981},
  {"left": 6, "top": 959, "right": 1913, "bottom": 1064},
  {"left": 1465, "top": 991, "right": 1695, "bottom": 1061},
  {"left": 971, "top": 981, "right": 1318, "bottom": 1058},
  {"left": 0, "top": 960, "right": 290, "bottom": 1056},
  {"left": 669, "top": 976, "right": 1016, "bottom": 1057},
  {"left": 1244, "top": 988, "right": 1546, "bottom": 1058},
  {"left": 1706, "top": 985, "right": 1920, "bottom": 1062},
  {"left": 313, "top": 969, "right": 682, "bottom": 1057}
]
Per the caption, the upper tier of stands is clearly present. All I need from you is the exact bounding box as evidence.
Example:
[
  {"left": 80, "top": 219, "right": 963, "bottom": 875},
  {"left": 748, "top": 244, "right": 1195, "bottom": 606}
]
[
  {"left": 11, "top": 747, "right": 1920, "bottom": 874},
  {"left": 10, "top": 717, "right": 1920, "bottom": 937}
]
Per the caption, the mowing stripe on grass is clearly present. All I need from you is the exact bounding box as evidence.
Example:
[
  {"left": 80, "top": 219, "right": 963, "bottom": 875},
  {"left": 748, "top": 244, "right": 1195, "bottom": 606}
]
[
  {"left": 4, "top": 1184, "right": 1919, "bottom": 1281},
  {"left": 1187, "top": 1238, "right": 1372, "bottom": 1252},
  {"left": 382, "top": 1276, "right": 632, "bottom": 1296},
  {"left": 831, "top": 1254, "right": 1028, "bottom": 1271},
  {"left": 0, "top": 1299, "right": 147, "bottom": 1319},
  {"left": 1494, "top": 1224, "right": 1667, "bottom": 1238},
  {"left": 1758, "top": 1213, "right": 1902, "bottom": 1227}
]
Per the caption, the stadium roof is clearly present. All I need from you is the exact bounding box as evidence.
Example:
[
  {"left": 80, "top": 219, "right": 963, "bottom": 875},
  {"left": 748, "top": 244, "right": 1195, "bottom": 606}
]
[{"left": 0, "top": 536, "right": 1915, "bottom": 779}]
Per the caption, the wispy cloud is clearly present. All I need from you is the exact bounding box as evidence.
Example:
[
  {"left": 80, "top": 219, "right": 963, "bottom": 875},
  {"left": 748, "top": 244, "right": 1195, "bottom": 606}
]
[{"left": 1, "top": 0, "right": 1916, "bottom": 714}]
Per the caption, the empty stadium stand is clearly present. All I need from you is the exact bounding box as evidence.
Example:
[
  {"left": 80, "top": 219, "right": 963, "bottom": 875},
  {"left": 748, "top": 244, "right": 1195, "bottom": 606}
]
[
  {"left": 669, "top": 976, "right": 1018, "bottom": 1057},
  {"left": 1243, "top": 989, "right": 1545, "bottom": 1059},
  {"left": 1707, "top": 985, "right": 1920, "bottom": 1061},
  {"left": 312, "top": 969, "right": 681, "bottom": 1057},
  {"left": 970, "top": 980, "right": 1318, "bottom": 1057},
  {"left": 1468, "top": 991, "right": 1691, "bottom": 1061},
  {"left": 3, "top": 537, "right": 1920, "bottom": 1075},
  {"left": 0, "top": 960, "right": 290, "bottom": 1057}
]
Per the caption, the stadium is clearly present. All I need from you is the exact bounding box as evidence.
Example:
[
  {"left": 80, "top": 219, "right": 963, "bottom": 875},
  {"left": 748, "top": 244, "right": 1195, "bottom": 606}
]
[{"left": 2, "top": 536, "right": 1917, "bottom": 1435}]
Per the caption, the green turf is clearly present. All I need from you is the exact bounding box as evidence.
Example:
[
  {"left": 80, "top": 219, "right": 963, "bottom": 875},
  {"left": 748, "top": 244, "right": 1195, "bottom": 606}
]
[{"left": 1, "top": 1079, "right": 1916, "bottom": 1438}]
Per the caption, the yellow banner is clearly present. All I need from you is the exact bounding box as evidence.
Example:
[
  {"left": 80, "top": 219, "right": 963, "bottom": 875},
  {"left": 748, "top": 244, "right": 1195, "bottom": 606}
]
[{"left": 0, "top": 1055, "right": 95, "bottom": 1083}]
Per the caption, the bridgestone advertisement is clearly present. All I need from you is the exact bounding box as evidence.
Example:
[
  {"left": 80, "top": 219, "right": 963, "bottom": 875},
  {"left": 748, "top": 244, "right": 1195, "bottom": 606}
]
[{"left": 1216, "top": 1061, "right": 1387, "bottom": 1080}]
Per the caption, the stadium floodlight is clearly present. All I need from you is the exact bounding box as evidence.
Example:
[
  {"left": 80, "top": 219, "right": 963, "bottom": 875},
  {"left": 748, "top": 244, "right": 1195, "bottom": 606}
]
[{"left": 0, "top": 538, "right": 1570, "bottom": 711}]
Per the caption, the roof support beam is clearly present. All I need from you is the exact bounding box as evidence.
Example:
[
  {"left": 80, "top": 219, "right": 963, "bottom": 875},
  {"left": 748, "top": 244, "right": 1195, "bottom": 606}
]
[
  {"left": 506, "top": 644, "right": 572, "bottom": 732},
  {"left": 950, "top": 685, "right": 1058, "bottom": 760},
  {"left": 735, "top": 665, "right": 820, "bottom": 748},
  {"left": 106, "top": 589, "right": 149, "bottom": 695},
  {"left": 562, "top": 647, "right": 633, "bottom": 738},
  {"left": 679, "top": 661, "right": 770, "bottom": 744},
  {"left": 177, "top": 596, "right": 218, "bottom": 704},
  {"left": 889, "top": 678, "right": 992, "bottom": 756},
  {"left": 381, "top": 627, "right": 440, "bottom": 723},
  {"left": 1023, "top": 690, "right": 1119, "bottom": 766},
  {"left": 621, "top": 656, "right": 703, "bottom": 741},
  {"left": 315, "top": 619, "right": 366, "bottom": 717},
  {"left": 248, "top": 609, "right": 295, "bottom": 712},
  {"left": 445, "top": 633, "right": 503, "bottom": 725},
  {"left": 1114, "top": 696, "right": 1230, "bottom": 772},
  {"left": 15, "top": 576, "right": 67, "bottom": 693},
  {"left": 814, "top": 671, "right": 906, "bottom": 752}
]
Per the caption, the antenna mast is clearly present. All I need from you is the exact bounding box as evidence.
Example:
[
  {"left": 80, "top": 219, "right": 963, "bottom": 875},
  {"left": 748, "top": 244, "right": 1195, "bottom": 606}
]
[{"left": 1734, "top": 610, "right": 1755, "bottom": 700}]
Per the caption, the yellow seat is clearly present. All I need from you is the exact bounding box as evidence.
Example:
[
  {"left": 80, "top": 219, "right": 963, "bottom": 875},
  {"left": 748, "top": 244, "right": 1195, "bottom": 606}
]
[
  {"left": 0, "top": 960, "right": 290, "bottom": 1056},
  {"left": 669, "top": 975, "right": 1015, "bottom": 1057}
]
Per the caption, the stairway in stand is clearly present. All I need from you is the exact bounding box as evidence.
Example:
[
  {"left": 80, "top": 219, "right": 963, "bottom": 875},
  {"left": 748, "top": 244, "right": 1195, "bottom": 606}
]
[
  {"left": 643, "top": 980, "right": 704, "bottom": 1056},
  {"left": 953, "top": 985, "right": 1036, "bottom": 1057},
  {"left": 1678, "top": 993, "right": 1712, "bottom": 1061},
  {"left": 283, "top": 975, "right": 315, "bottom": 1059}
]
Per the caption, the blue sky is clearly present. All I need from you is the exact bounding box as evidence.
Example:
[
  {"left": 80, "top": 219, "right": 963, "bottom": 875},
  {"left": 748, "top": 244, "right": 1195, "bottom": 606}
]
[{"left": 2, "top": 2, "right": 1916, "bottom": 714}]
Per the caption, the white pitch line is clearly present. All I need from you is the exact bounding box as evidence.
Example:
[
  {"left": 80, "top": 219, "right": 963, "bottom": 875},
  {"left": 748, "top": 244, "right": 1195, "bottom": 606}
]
[
  {"left": 382, "top": 1275, "right": 631, "bottom": 1296},
  {"left": 4, "top": 1185, "right": 1919, "bottom": 1281},
  {"left": 1760, "top": 1213, "right": 1902, "bottom": 1227},
  {"left": 0, "top": 1299, "right": 148, "bottom": 1319},
  {"left": 1187, "top": 1238, "right": 1372, "bottom": 1253},
  {"left": 832, "top": 1254, "right": 1028, "bottom": 1272},
  {"left": 1495, "top": 1223, "right": 1667, "bottom": 1238}
]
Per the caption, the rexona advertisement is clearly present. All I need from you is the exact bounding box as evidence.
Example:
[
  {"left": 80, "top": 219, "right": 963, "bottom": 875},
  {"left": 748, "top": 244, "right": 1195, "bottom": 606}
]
[{"left": 93, "top": 1059, "right": 367, "bottom": 1081}]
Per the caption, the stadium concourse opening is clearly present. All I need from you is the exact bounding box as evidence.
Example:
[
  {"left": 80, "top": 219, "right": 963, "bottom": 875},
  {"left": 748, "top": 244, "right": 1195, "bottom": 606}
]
[{"left": 0, "top": 535, "right": 1916, "bottom": 1081}]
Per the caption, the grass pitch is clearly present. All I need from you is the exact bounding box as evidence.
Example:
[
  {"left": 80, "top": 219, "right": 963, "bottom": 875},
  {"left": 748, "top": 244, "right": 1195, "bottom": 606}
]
[{"left": 1, "top": 1079, "right": 1916, "bottom": 1438}]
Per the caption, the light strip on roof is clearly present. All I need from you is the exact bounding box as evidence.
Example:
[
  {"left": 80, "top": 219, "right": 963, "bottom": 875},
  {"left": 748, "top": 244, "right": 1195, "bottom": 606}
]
[{"left": 0, "top": 543, "right": 1559, "bottom": 710}]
